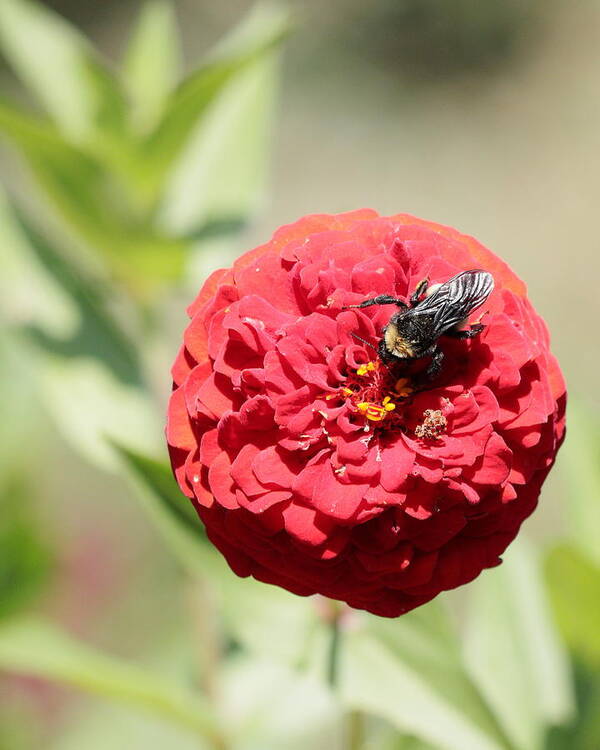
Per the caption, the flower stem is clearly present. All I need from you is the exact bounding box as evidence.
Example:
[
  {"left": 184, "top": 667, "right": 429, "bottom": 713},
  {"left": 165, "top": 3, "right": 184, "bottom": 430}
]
[
  {"left": 327, "top": 606, "right": 342, "bottom": 688},
  {"left": 347, "top": 709, "right": 364, "bottom": 750}
]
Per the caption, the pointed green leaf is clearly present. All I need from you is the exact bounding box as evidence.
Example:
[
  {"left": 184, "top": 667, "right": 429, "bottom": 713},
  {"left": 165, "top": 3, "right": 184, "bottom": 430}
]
[
  {"left": 159, "top": 52, "right": 278, "bottom": 235},
  {"left": 340, "top": 603, "right": 514, "bottom": 750},
  {"left": 0, "top": 99, "right": 118, "bottom": 245},
  {"left": 140, "top": 2, "right": 290, "bottom": 197},
  {"left": 0, "top": 618, "right": 221, "bottom": 743},
  {"left": 464, "top": 540, "right": 574, "bottom": 750},
  {"left": 0, "top": 103, "right": 187, "bottom": 288},
  {"left": 7, "top": 200, "right": 142, "bottom": 386},
  {"left": 123, "top": 0, "right": 181, "bottom": 133},
  {"left": 0, "top": 0, "right": 127, "bottom": 144}
]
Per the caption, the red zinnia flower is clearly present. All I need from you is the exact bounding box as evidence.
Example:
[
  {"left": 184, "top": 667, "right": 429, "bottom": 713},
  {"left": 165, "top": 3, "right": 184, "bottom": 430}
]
[{"left": 166, "top": 210, "right": 566, "bottom": 617}]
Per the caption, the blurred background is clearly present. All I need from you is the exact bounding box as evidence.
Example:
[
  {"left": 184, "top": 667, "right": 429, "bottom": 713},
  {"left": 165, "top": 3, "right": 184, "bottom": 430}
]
[{"left": 0, "top": 1, "right": 599, "bottom": 749}]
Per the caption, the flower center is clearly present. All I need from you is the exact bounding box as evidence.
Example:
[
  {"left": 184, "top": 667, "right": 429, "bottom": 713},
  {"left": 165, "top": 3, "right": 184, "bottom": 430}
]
[{"left": 328, "top": 360, "right": 414, "bottom": 424}]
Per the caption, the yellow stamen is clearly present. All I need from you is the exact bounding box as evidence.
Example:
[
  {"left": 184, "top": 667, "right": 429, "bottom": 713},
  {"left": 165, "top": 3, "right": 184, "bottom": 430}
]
[
  {"left": 382, "top": 397, "right": 396, "bottom": 412},
  {"left": 356, "top": 400, "right": 393, "bottom": 421},
  {"left": 357, "top": 361, "right": 378, "bottom": 376}
]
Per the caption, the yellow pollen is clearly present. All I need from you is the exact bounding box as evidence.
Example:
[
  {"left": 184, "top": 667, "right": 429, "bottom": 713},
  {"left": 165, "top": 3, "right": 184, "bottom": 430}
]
[
  {"left": 328, "top": 361, "right": 410, "bottom": 423},
  {"left": 357, "top": 361, "right": 378, "bottom": 376},
  {"left": 356, "top": 400, "right": 394, "bottom": 421},
  {"left": 382, "top": 397, "right": 396, "bottom": 412}
]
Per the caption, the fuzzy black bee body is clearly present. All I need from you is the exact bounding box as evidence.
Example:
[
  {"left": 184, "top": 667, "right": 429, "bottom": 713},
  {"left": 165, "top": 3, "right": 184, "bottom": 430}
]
[{"left": 347, "top": 270, "right": 494, "bottom": 379}]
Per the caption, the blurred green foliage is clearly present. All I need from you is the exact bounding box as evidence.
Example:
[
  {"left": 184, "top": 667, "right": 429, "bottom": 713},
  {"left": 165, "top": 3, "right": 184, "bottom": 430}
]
[
  {"left": 0, "top": 477, "right": 53, "bottom": 622},
  {"left": 0, "top": 1, "right": 598, "bottom": 749},
  {"left": 546, "top": 545, "right": 600, "bottom": 669},
  {"left": 0, "top": 0, "right": 288, "bottom": 467},
  {"left": 0, "top": 0, "right": 287, "bottom": 294}
]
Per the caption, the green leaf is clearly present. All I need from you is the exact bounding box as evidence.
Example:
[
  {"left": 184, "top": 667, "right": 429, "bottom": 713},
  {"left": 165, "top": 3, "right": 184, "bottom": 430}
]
[
  {"left": 0, "top": 99, "right": 118, "bottom": 244},
  {"left": 340, "top": 602, "right": 514, "bottom": 750},
  {"left": 158, "top": 51, "right": 279, "bottom": 236},
  {"left": 464, "top": 540, "right": 574, "bottom": 750},
  {"left": 140, "top": 2, "right": 290, "bottom": 198},
  {"left": 50, "top": 702, "right": 205, "bottom": 750},
  {"left": 113, "top": 444, "right": 206, "bottom": 543},
  {"left": 0, "top": 0, "right": 127, "bottom": 144},
  {"left": 38, "top": 356, "right": 161, "bottom": 469},
  {"left": 375, "top": 734, "right": 440, "bottom": 750},
  {"left": 0, "top": 100, "right": 187, "bottom": 288},
  {"left": 546, "top": 662, "right": 600, "bottom": 750},
  {"left": 0, "top": 478, "right": 53, "bottom": 621},
  {"left": 0, "top": 192, "right": 78, "bottom": 340},
  {"left": 0, "top": 195, "right": 161, "bottom": 467},
  {"left": 559, "top": 400, "right": 600, "bottom": 567},
  {"left": 8, "top": 200, "right": 143, "bottom": 386},
  {"left": 112, "top": 443, "right": 220, "bottom": 578},
  {"left": 545, "top": 543, "right": 600, "bottom": 667},
  {"left": 123, "top": 0, "right": 181, "bottom": 134},
  {"left": 0, "top": 618, "right": 221, "bottom": 743},
  {"left": 0, "top": 334, "right": 43, "bottom": 478}
]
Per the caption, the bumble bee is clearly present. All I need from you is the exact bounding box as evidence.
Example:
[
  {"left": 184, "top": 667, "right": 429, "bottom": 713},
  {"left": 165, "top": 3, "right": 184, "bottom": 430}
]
[{"left": 345, "top": 270, "right": 494, "bottom": 379}]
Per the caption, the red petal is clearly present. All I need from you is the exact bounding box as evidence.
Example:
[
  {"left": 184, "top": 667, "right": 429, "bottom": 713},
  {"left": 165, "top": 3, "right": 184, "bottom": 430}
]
[
  {"left": 207, "top": 452, "right": 238, "bottom": 509},
  {"left": 166, "top": 388, "right": 195, "bottom": 450},
  {"left": 379, "top": 439, "right": 416, "bottom": 492},
  {"left": 468, "top": 433, "right": 513, "bottom": 485},
  {"left": 311, "top": 463, "right": 367, "bottom": 521}
]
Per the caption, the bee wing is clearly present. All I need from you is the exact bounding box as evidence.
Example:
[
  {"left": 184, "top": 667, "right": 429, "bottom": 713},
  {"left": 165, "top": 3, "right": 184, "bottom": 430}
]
[{"left": 411, "top": 270, "right": 494, "bottom": 335}]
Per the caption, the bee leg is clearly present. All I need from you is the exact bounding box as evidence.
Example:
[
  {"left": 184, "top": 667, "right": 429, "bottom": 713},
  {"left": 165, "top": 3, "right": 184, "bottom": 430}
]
[
  {"left": 343, "top": 295, "right": 408, "bottom": 310},
  {"left": 424, "top": 348, "right": 444, "bottom": 380},
  {"left": 410, "top": 278, "right": 429, "bottom": 307},
  {"left": 445, "top": 323, "right": 485, "bottom": 339}
]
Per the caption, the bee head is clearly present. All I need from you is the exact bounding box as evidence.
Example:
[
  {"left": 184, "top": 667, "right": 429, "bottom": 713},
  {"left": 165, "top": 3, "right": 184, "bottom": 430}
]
[{"left": 383, "top": 322, "right": 417, "bottom": 359}]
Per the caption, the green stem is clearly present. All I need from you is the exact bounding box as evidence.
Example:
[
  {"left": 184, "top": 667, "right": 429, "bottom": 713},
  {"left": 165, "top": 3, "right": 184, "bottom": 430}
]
[
  {"left": 327, "top": 611, "right": 341, "bottom": 688},
  {"left": 347, "top": 709, "right": 364, "bottom": 750}
]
